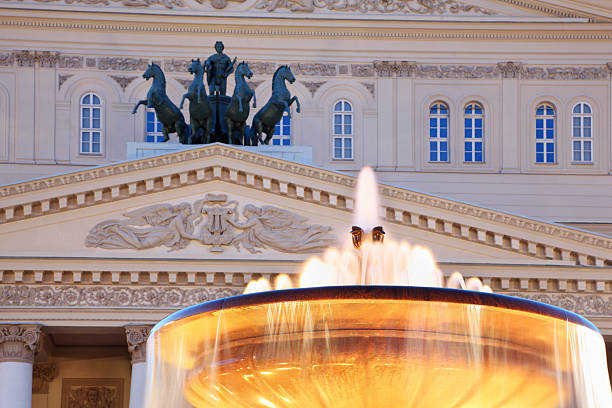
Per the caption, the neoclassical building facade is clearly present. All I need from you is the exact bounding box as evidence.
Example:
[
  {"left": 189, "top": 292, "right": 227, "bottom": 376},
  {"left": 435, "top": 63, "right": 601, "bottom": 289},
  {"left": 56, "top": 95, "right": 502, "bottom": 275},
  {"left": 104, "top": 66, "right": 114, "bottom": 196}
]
[{"left": 0, "top": 0, "right": 612, "bottom": 407}]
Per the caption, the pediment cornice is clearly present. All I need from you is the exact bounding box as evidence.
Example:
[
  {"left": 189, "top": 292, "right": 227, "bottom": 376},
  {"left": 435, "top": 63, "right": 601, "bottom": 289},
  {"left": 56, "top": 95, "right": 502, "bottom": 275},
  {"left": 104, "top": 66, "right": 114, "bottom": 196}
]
[{"left": 0, "top": 144, "right": 611, "bottom": 265}]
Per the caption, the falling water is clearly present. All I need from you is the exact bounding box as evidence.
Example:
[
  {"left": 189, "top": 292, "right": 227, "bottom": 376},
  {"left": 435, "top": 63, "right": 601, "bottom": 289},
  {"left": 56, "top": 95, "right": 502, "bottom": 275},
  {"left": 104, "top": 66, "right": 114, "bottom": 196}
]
[{"left": 245, "top": 167, "right": 491, "bottom": 294}]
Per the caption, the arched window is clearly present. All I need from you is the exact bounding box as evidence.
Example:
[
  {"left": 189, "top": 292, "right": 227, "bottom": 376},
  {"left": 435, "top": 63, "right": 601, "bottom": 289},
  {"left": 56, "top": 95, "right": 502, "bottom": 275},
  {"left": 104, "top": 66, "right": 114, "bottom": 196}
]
[
  {"left": 535, "top": 103, "right": 555, "bottom": 163},
  {"left": 571, "top": 102, "right": 592, "bottom": 162},
  {"left": 429, "top": 102, "right": 449, "bottom": 162},
  {"left": 272, "top": 112, "right": 291, "bottom": 146},
  {"left": 464, "top": 102, "right": 484, "bottom": 163},
  {"left": 333, "top": 100, "right": 353, "bottom": 159},
  {"left": 146, "top": 109, "right": 164, "bottom": 143},
  {"left": 80, "top": 93, "right": 102, "bottom": 154}
]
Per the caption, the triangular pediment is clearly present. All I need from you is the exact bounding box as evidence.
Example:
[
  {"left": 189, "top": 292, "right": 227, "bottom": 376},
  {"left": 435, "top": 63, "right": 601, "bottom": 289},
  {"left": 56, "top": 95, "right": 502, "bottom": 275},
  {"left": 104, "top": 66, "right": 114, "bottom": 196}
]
[{"left": 1, "top": 144, "right": 610, "bottom": 269}]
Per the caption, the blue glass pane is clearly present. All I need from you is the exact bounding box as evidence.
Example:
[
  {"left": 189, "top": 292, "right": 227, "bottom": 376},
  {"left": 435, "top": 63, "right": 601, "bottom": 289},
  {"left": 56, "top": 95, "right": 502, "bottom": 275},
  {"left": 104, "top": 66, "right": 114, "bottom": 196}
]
[
  {"left": 439, "top": 106, "right": 448, "bottom": 115},
  {"left": 272, "top": 139, "right": 280, "bottom": 145},
  {"left": 536, "top": 129, "right": 543, "bottom": 139},
  {"left": 475, "top": 152, "right": 483, "bottom": 162},
  {"left": 475, "top": 142, "right": 482, "bottom": 151},
  {"left": 430, "top": 118, "right": 437, "bottom": 128},
  {"left": 585, "top": 151, "right": 592, "bottom": 161},
  {"left": 156, "top": 135, "right": 164, "bottom": 143},
  {"left": 282, "top": 139, "right": 291, "bottom": 146},
  {"left": 584, "top": 104, "right": 591, "bottom": 114},
  {"left": 345, "top": 138, "right": 352, "bottom": 148},
  {"left": 334, "top": 102, "right": 342, "bottom": 111},
  {"left": 585, "top": 141, "right": 591, "bottom": 151},
  {"left": 334, "top": 115, "right": 342, "bottom": 125},
  {"left": 430, "top": 151, "right": 437, "bottom": 161},
  {"left": 536, "top": 106, "right": 544, "bottom": 115},
  {"left": 474, "top": 105, "right": 482, "bottom": 114},
  {"left": 344, "top": 101, "right": 352, "bottom": 112},
  {"left": 440, "top": 151, "right": 448, "bottom": 162},
  {"left": 465, "top": 105, "right": 472, "bottom": 115},
  {"left": 584, "top": 117, "right": 591, "bottom": 127},
  {"left": 334, "top": 147, "right": 342, "bottom": 158},
  {"left": 273, "top": 125, "right": 280, "bottom": 135},
  {"left": 334, "top": 125, "right": 342, "bottom": 134},
  {"left": 546, "top": 107, "right": 554, "bottom": 115},
  {"left": 440, "top": 128, "right": 447, "bottom": 138},
  {"left": 536, "top": 143, "right": 544, "bottom": 153},
  {"left": 430, "top": 141, "right": 437, "bottom": 152},
  {"left": 536, "top": 119, "right": 543, "bottom": 129},
  {"left": 92, "top": 94, "right": 100, "bottom": 105},
  {"left": 82, "top": 109, "right": 90, "bottom": 128},
  {"left": 430, "top": 127, "right": 436, "bottom": 138},
  {"left": 430, "top": 106, "right": 437, "bottom": 114},
  {"left": 147, "top": 111, "right": 155, "bottom": 121},
  {"left": 440, "top": 118, "right": 447, "bottom": 127},
  {"left": 92, "top": 118, "right": 100, "bottom": 129},
  {"left": 475, "top": 129, "right": 482, "bottom": 138},
  {"left": 92, "top": 143, "right": 100, "bottom": 153},
  {"left": 475, "top": 118, "right": 482, "bottom": 128},
  {"left": 82, "top": 132, "right": 90, "bottom": 142},
  {"left": 536, "top": 153, "right": 544, "bottom": 163},
  {"left": 573, "top": 150, "right": 581, "bottom": 162},
  {"left": 546, "top": 143, "right": 554, "bottom": 153},
  {"left": 334, "top": 138, "right": 342, "bottom": 148},
  {"left": 573, "top": 117, "right": 581, "bottom": 127},
  {"left": 440, "top": 142, "right": 448, "bottom": 152},
  {"left": 464, "top": 142, "right": 472, "bottom": 152},
  {"left": 584, "top": 126, "right": 591, "bottom": 138},
  {"left": 546, "top": 153, "right": 554, "bottom": 162},
  {"left": 344, "top": 125, "right": 352, "bottom": 135},
  {"left": 546, "top": 129, "right": 554, "bottom": 139},
  {"left": 146, "top": 135, "right": 154, "bottom": 142},
  {"left": 93, "top": 109, "right": 100, "bottom": 119},
  {"left": 83, "top": 94, "right": 90, "bottom": 105},
  {"left": 283, "top": 116, "right": 290, "bottom": 126},
  {"left": 147, "top": 122, "right": 154, "bottom": 132},
  {"left": 82, "top": 142, "right": 88, "bottom": 152},
  {"left": 546, "top": 119, "right": 554, "bottom": 129},
  {"left": 464, "top": 118, "right": 471, "bottom": 130},
  {"left": 573, "top": 127, "right": 580, "bottom": 138},
  {"left": 92, "top": 132, "right": 100, "bottom": 142},
  {"left": 344, "top": 115, "right": 352, "bottom": 125},
  {"left": 465, "top": 152, "right": 471, "bottom": 162},
  {"left": 573, "top": 104, "right": 581, "bottom": 114},
  {"left": 283, "top": 125, "right": 290, "bottom": 135}
]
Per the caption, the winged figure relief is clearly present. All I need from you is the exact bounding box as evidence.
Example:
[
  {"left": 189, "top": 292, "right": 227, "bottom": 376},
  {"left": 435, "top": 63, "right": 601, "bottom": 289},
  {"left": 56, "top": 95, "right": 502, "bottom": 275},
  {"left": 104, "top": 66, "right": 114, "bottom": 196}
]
[
  {"left": 68, "top": 386, "right": 117, "bottom": 408},
  {"left": 226, "top": 205, "right": 336, "bottom": 254},
  {"left": 85, "top": 202, "right": 201, "bottom": 251}
]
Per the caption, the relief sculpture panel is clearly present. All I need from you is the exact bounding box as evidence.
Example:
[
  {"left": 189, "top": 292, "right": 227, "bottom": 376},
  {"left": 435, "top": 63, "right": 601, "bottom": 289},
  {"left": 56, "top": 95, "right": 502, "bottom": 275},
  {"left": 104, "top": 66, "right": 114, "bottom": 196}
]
[{"left": 85, "top": 194, "right": 337, "bottom": 253}]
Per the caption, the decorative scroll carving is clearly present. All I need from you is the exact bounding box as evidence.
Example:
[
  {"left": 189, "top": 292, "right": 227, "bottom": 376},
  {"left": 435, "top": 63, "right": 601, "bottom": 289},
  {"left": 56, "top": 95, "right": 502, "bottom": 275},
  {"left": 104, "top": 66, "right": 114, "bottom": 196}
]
[
  {"left": 17, "top": 0, "right": 184, "bottom": 8},
  {"left": 14, "top": 50, "right": 37, "bottom": 67},
  {"left": 414, "top": 64, "right": 499, "bottom": 79},
  {"left": 249, "top": 62, "right": 277, "bottom": 75},
  {"left": 0, "top": 285, "right": 241, "bottom": 308},
  {"left": 289, "top": 63, "right": 336, "bottom": 76},
  {"left": 255, "top": 0, "right": 494, "bottom": 14},
  {"left": 301, "top": 81, "right": 325, "bottom": 97},
  {"left": 521, "top": 66, "right": 609, "bottom": 80},
  {"left": 59, "top": 74, "right": 74, "bottom": 90},
  {"left": 508, "top": 293, "right": 612, "bottom": 317},
  {"left": 86, "top": 58, "right": 97, "bottom": 68},
  {"left": 0, "top": 53, "right": 14, "bottom": 66},
  {"left": 164, "top": 59, "right": 191, "bottom": 72},
  {"left": 125, "top": 325, "right": 152, "bottom": 364},
  {"left": 98, "top": 57, "right": 148, "bottom": 71},
  {"left": 373, "top": 61, "right": 416, "bottom": 77},
  {"left": 0, "top": 324, "right": 41, "bottom": 363},
  {"left": 59, "top": 56, "right": 84, "bottom": 69},
  {"left": 37, "top": 51, "right": 60, "bottom": 68},
  {"left": 497, "top": 61, "right": 522, "bottom": 79},
  {"left": 351, "top": 64, "right": 374, "bottom": 77},
  {"left": 62, "top": 379, "right": 123, "bottom": 408},
  {"left": 338, "top": 65, "right": 349, "bottom": 75},
  {"left": 361, "top": 82, "right": 375, "bottom": 97},
  {"left": 194, "top": 0, "right": 245, "bottom": 8},
  {"left": 109, "top": 75, "right": 137, "bottom": 91},
  {"left": 607, "top": 63, "right": 612, "bottom": 73},
  {"left": 33, "top": 363, "right": 58, "bottom": 394},
  {"left": 85, "top": 195, "right": 336, "bottom": 253}
]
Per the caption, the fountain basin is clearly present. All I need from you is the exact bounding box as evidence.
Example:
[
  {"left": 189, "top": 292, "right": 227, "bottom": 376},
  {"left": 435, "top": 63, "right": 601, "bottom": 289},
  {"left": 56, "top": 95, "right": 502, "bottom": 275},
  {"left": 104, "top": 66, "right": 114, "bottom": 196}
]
[{"left": 147, "top": 286, "right": 611, "bottom": 408}]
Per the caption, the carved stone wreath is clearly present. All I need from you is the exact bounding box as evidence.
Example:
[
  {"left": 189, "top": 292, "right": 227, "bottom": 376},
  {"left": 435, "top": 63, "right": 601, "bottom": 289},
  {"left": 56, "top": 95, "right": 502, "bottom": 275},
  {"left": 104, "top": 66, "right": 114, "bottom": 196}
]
[{"left": 85, "top": 194, "right": 337, "bottom": 253}]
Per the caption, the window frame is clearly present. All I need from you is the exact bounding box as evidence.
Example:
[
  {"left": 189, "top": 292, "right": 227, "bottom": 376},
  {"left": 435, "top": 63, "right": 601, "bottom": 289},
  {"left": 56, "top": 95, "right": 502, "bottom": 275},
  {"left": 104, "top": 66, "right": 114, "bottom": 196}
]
[
  {"left": 79, "top": 92, "right": 103, "bottom": 155},
  {"left": 570, "top": 102, "right": 593, "bottom": 164},
  {"left": 332, "top": 99, "right": 354, "bottom": 160},
  {"left": 272, "top": 111, "right": 292, "bottom": 146},
  {"left": 535, "top": 102, "right": 556, "bottom": 164},
  {"left": 145, "top": 109, "right": 165, "bottom": 143},
  {"left": 428, "top": 102, "right": 450, "bottom": 163},
  {"left": 463, "top": 102, "right": 484, "bottom": 163}
]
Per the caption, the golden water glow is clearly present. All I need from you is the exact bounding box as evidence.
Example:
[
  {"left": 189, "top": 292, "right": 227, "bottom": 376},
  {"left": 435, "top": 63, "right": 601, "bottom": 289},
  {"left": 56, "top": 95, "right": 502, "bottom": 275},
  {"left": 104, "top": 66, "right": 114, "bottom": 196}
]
[{"left": 146, "top": 293, "right": 612, "bottom": 408}]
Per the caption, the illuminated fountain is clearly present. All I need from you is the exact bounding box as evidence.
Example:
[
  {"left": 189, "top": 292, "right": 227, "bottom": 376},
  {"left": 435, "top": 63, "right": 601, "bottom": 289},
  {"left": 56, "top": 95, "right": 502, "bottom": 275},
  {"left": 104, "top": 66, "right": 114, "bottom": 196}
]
[{"left": 146, "top": 168, "right": 612, "bottom": 408}]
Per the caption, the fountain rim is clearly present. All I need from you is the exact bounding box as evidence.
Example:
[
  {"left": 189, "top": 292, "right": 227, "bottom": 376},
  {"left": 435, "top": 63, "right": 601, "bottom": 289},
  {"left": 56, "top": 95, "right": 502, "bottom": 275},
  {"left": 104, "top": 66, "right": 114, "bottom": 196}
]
[{"left": 152, "top": 285, "right": 599, "bottom": 335}]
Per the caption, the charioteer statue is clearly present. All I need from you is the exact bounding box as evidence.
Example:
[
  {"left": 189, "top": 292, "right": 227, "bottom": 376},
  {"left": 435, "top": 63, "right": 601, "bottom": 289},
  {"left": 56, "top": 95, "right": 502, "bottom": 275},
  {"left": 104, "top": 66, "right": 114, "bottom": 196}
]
[{"left": 132, "top": 41, "right": 300, "bottom": 146}]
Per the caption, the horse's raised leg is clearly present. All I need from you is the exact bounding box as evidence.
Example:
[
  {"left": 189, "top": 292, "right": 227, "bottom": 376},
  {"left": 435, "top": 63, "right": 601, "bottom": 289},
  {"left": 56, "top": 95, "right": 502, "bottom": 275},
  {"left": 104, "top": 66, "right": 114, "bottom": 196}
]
[
  {"left": 225, "top": 117, "right": 233, "bottom": 145},
  {"left": 239, "top": 122, "right": 246, "bottom": 146},
  {"left": 204, "top": 117, "right": 212, "bottom": 144},
  {"left": 290, "top": 96, "right": 301, "bottom": 113},
  {"left": 132, "top": 99, "right": 147, "bottom": 114},
  {"left": 179, "top": 94, "right": 188, "bottom": 110}
]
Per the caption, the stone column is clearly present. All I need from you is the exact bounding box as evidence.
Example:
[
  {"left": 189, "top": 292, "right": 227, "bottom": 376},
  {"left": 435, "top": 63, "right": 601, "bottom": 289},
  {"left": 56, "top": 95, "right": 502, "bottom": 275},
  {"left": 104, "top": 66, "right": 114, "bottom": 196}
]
[
  {"left": 125, "top": 325, "right": 153, "bottom": 408},
  {"left": 0, "top": 324, "right": 42, "bottom": 408}
]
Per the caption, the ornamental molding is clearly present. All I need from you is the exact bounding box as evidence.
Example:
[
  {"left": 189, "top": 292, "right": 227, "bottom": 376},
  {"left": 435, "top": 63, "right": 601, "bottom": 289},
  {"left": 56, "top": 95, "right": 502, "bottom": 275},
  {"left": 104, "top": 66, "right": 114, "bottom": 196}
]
[
  {"left": 508, "top": 293, "right": 612, "bottom": 317},
  {"left": 125, "top": 325, "right": 152, "bottom": 364},
  {"left": 497, "top": 61, "right": 522, "bottom": 78},
  {"left": 254, "top": 0, "right": 495, "bottom": 14},
  {"left": 98, "top": 57, "right": 148, "bottom": 71},
  {"left": 109, "top": 75, "right": 137, "bottom": 91},
  {"left": 63, "top": 379, "right": 123, "bottom": 408},
  {"left": 289, "top": 63, "right": 337, "bottom": 76},
  {"left": 1, "top": 144, "right": 611, "bottom": 261},
  {"left": 2, "top": 19, "right": 611, "bottom": 41},
  {"left": 0, "top": 324, "right": 42, "bottom": 363},
  {"left": 58, "top": 74, "right": 74, "bottom": 90},
  {"left": 351, "top": 64, "right": 375, "bottom": 77},
  {"left": 85, "top": 194, "right": 337, "bottom": 253},
  {"left": 414, "top": 64, "right": 499, "bottom": 79},
  {"left": 520, "top": 66, "right": 609, "bottom": 80},
  {"left": 301, "top": 80, "right": 326, "bottom": 97},
  {"left": 0, "top": 285, "right": 242, "bottom": 308}
]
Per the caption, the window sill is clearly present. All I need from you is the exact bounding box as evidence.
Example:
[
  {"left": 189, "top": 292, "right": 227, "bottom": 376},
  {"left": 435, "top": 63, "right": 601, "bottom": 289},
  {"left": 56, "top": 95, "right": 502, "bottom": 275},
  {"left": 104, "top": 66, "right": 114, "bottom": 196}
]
[
  {"left": 427, "top": 161, "right": 451, "bottom": 164},
  {"left": 463, "top": 161, "right": 486, "bottom": 165},
  {"left": 570, "top": 161, "right": 594, "bottom": 165},
  {"left": 79, "top": 152, "right": 104, "bottom": 156},
  {"left": 332, "top": 158, "right": 354, "bottom": 161},
  {"left": 534, "top": 162, "right": 558, "bottom": 165}
]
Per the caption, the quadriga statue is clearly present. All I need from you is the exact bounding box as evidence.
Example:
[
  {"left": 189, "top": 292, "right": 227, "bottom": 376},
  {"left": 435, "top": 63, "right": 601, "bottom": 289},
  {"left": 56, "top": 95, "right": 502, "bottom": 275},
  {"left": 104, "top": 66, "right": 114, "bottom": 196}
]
[
  {"left": 180, "top": 59, "right": 213, "bottom": 144},
  {"left": 224, "top": 61, "right": 256, "bottom": 145}
]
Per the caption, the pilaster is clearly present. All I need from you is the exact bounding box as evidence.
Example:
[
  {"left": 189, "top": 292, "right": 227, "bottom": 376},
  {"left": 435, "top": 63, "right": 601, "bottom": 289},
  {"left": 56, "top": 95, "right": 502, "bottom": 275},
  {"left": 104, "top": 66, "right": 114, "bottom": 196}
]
[
  {"left": 498, "top": 61, "right": 522, "bottom": 173},
  {"left": 126, "top": 325, "right": 153, "bottom": 408}
]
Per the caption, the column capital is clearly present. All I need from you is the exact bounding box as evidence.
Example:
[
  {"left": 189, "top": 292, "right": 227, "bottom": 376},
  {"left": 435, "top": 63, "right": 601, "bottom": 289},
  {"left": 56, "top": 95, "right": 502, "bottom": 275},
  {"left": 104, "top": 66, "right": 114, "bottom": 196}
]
[
  {"left": 125, "top": 325, "right": 153, "bottom": 365},
  {"left": 32, "top": 362, "right": 58, "bottom": 394},
  {"left": 373, "top": 61, "right": 416, "bottom": 78},
  {"left": 497, "top": 61, "right": 523, "bottom": 79},
  {"left": 0, "top": 324, "right": 42, "bottom": 363}
]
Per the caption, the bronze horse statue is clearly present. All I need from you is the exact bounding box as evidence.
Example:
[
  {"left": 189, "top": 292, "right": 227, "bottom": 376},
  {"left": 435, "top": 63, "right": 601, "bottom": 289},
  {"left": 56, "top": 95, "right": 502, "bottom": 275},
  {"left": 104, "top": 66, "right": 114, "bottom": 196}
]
[
  {"left": 250, "top": 65, "right": 300, "bottom": 145},
  {"left": 180, "top": 59, "right": 213, "bottom": 144},
  {"left": 224, "top": 61, "right": 256, "bottom": 145},
  {"left": 132, "top": 63, "right": 189, "bottom": 143}
]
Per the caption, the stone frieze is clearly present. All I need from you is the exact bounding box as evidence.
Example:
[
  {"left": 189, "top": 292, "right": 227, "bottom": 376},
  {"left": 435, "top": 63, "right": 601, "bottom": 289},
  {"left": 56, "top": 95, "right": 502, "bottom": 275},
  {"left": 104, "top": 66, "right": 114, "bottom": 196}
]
[
  {"left": 97, "top": 57, "right": 149, "bottom": 71},
  {"left": 0, "top": 285, "right": 241, "bottom": 308},
  {"left": 85, "top": 194, "right": 337, "bottom": 253},
  {"left": 509, "top": 293, "right": 612, "bottom": 317},
  {"left": 254, "top": 0, "right": 494, "bottom": 14}
]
